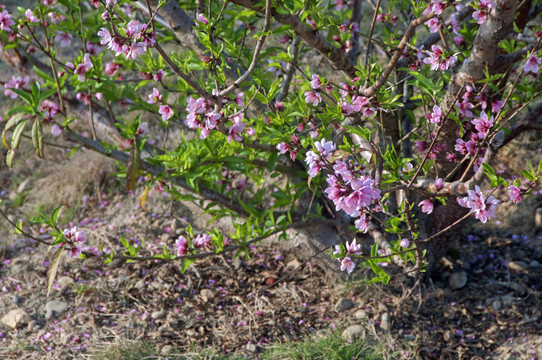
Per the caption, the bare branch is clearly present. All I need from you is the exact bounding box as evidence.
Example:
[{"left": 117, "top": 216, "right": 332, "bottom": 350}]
[{"left": 229, "top": 0, "right": 358, "bottom": 78}]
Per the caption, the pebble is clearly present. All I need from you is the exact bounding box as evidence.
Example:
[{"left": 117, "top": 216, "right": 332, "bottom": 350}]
[
  {"left": 160, "top": 233, "right": 172, "bottom": 243},
  {"left": 507, "top": 260, "right": 528, "bottom": 272},
  {"left": 380, "top": 312, "right": 391, "bottom": 331},
  {"left": 200, "top": 289, "right": 214, "bottom": 303},
  {"left": 334, "top": 298, "right": 354, "bottom": 312},
  {"left": 151, "top": 310, "right": 167, "bottom": 320},
  {"left": 1, "top": 308, "right": 29, "bottom": 329},
  {"left": 134, "top": 279, "right": 146, "bottom": 289},
  {"left": 449, "top": 272, "right": 468, "bottom": 290},
  {"left": 404, "top": 334, "right": 416, "bottom": 341},
  {"left": 534, "top": 208, "right": 542, "bottom": 229},
  {"left": 170, "top": 218, "right": 182, "bottom": 232},
  {"left": 161, "top": 345, "right": 174, "bottom": 355},
  {"left": 286, "top": 258, "right": 301, "bottom": 269},
  {"left": 354, "top": 310, "right": 368, "bottom": 319},
  {"left": 232, "top": 258, "right": 242, "bottom": 270},
  {"left": 45, "top": 300, "right": 68, "bottom": 319},
  {"left": 528, "top": 260, "right": 540, "bottom": 269},
  {"left": 342, "top": 325, "right": 365, "bottom": 341},
  {"left": 246, "top": 343, "right": 257, "bottom": 352},
  {"left": 491, "top": 299, "right": 502, "bottom": 311}
]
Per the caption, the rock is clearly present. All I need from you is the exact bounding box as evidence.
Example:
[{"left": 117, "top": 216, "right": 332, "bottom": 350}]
[
  {"left": 45, "top": 300, "right": 68, "bottom": 319},
  {"left": 449, "top": 272, "right": 468, "bottom": 290},
  {"left": 507, "top": 261, "right": 528, "bottom": 272},
  {"left": 404, "top": 334, "right": 416, "bottom": 341},
  {"left": 170, "top": 218, "right": 182, "bottom": 232},
  {"left": 161, "top": 345, "right": 174, "bottom": 355},
  {"left": 151, "top": 310, "right": 167, "bottom": 320},
  {"left": 535, "top": 208, "right": 542, "bottom": 229},
  {"left": 134, "top": 279, "right": 146, "bottom": 289},
  {"left": 342, "top": 325, "right": 365, "bottom": 341},
  {"left": 200, "top": 289, "right": 214, "bottom": 303},
  {"left": 286, "top": 258, "right": 302, "bottom": 269},
  {"left": 160, "top": 232, "right": 173, "bottom": 243},
  {"left": 491, "top": 299, "right": 502, "bottom": 311},
  {"left": 334, "top": 298, "right": 354, "bottom": 312},
  {"left": 246, "top": 343, "right": 257, "bottom": 352},
  {"left": 380, "top": 312, "right": 391, "bottom": 331},
  {"left": 232, "top": 258, "right": 242, "bottom": 270},
  {"left": 2, "top": 309, "right": 29, "bottom": 329},
  {"left": 354, "top": 310, "right": 368, "bottom": 319},
  {"left": 528, "top": 260, "right": 540, "bottom": 269}
]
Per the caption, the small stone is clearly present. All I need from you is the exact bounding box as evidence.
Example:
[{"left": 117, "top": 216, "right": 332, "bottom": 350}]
[
  {"left": 404, "top": 334, "right": 416, "bottom": 341},
  {"left": 354, "top": 310, "right": 368, "bottom": 319},
  {"left": 342, "top": 325, "right": 365, "bottom": 341},
  {"left": 286, "top": 258, "right": 302, "bottom": 269},
  {"left": 507, "top": 261, "right": 528, "bottom": 272},
  {"left": 528, "top": 260, "right": 540, "bottom": 269},
  {"left": 161, "top": 345, "right": 174, "bottom": 355},
  {"left": 246, "top": 343, "right": 257, "bottom": 352},
  {"left": 2, "top": 309, "right": 29, "bottom": 329},
  {"left": 491, "top": 299, "right": 502, "bottom": 311},
  {"left": 380, "top": 312, "right": 391, "bottom": 331},
  {"left": 151, "top": 311, "right": 167, "bottom": 320},
  {"left": 534, "top": 208, "right": 542, "bottom": 229},
  {"left": 45, "top": 300, "right": 68, "bottom": 319},
  {"left": 449, "top": 272, "right": 468, "bottom": 290},
  {"left": 443, "top": 330, "right": 453, "bottom": 342},
  {"left": 233, "top": 258, "right": 242, "bottom": 270},
  {"left": 171, "top": 218, "right": 182, "bottom": 232},
  {"left": 334, "top": 298, "right": 354, "bottom": 312},
  {"left": 134, "top": 279, "right": 146, "bottom": 289},
  {"left": 160, "top": 233, "right": 172, "bottom": 243},
  {"left": 200, "top": 289, "right": 213, "bottom": 303}
]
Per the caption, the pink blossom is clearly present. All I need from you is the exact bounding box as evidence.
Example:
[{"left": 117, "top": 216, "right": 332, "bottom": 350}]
[
  {"left": 40, "top": 100, "right": 59, "bottom": 119},
  {"left": 147, "top": 88, "right": 162, "bottom": 104},
  {"left": 276, "top": 142, "right": 289, "bottom": 154},
  {"left": 425, "top": 17, "right": 441, "bottom": 33},
  {"left": 508, "top": 185, "right": 522, "bottom": 204},
  {"left": 86, "top": 41, "right": 101, "bottom": 56},
  {"left": 63, "top": 226, "right": 86, "bottom": 243},
  {"left": 523, "top": 54, "right": 541, "bottom": 74},
  {"left": 0, "top": 10, "right": 14, "bottom": 31},
  {"left": 472, "top": 0, "right": 494, "bottom": 25},
  {"left": 159, "top": 105, "right": 173, "bottom": 121},
  {"left": 228, "top": 121, "right": 246, "bottom": 143},
  {"left": 25, "top": 9, "right": 39, "bottom": 23},
  {"left": 278, "top": 35, "right": 290, "bottom": 44},
  {"left": 435, "top": 177, "right": 444, "bottom": 191},
  {"left": 418, "top": 199, "right": 434, "bottom": 214},
  {"left": 51, "top": 124, "right": 62, "bottom": 136},
  {"left": 55, "top": 32, "right": 73, "bottom": 47},
  {"left": 491, "top": 100, "right": 504, "bottom": 114},
  {"left": 235, "top": 92, "right": 245, "bottom": 107},
  {"left": 423, "top": 45, "right": 443, "bottom": 71},
  {"left": 137, "top": 122, "right": 150, "bottom": 136},
  {"left": 426, "top": 105, "right": 442, "bottom": 124},
  {"left": 345, "top": 239, "right": 362, "bottom": 255},
  {"left": 194, "top": 233, "right": 211, "bottom": 248},
  {"left": 457, "top": 101, "right": 474, "bottom": 118},
  {"left": 74, "top": 54, "right": 93, "bottom": 81},
  {"left": 105, "top": 62, "right": 121, "bottom": 77},
  {"left": 304, "top": 91, "right": 321, "bottom": 106},
  {"left": 453, "top": 36, "right": 465, "bottom": 46},
  {"left": 69, "top": 246, "right": 82, "bottom": 258},
  {"left": 197, "top": 13, "right": 208, "bottom": 25},
  {"left": 3, "top": 75, "right": 29, "bottom": 99},
  {"left": 153, "top": 69, "right": 165, "bottom": 81},
  {"left": 48, "top": 11, "right": 62, "bottom": 24},
  {"left": 310, "top": 74, "right": 322, "bottom": 90},
  {"left": 471, "top": 111, "right": 494, "bottom": 138},
  {"left": 457, "top": 185, "right": 499, "bottom": 223},
  {"left": 400, "top": 238, "right": 410, "bottom": 248},
  {"left": 94, "top": 92, "right": 103, "bottom": 101},
  {"left": 175, "top": 236, "right": 188, "bottom": 256},
  {"left": 340, "top": 257, "right": 355, "bottom": 273},
  {"left": 354, "top": 214, "right": 370, "bottom": 233}
]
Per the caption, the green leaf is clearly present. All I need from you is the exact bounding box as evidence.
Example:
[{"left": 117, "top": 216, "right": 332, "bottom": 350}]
[
  {"left": 10, "top": 88, "right": 34, "bottom": 106},
  {"left": 33, "top": 65, "right": 54, "bottom": 83},
  {"left": 5, "top": 105, "right": 35, "bottom": 118},
  {"left": 51, "top": 206, "right": 63, "bottom": 224},
  {"left": 31, "top": 82, "right": 40, "bottom": 105},
  {"left": 32, "top": 118, "right": 44, "bottom": 158},
  {"left": 6, "top": 150, "right": 15, "bottom": 168},
  {"left": 180, "top": 258, "right": 195, "bottom": 273},
  {"left": 46, "top": 245, "right": 65, "bottom": 298},
  {"left": 11, "top": 119, "right": 28, "bottom": 151},
  {"left": 267, "top": 151, "right": 278, "bottom": 172}
]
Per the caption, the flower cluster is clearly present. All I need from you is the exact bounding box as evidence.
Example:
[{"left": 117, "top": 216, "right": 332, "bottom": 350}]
[
  {"left": 472, "top": 0, "right": 494, "bottom": 25},
  {"left": 97, "top": 19, "right": 156, "bottom": 60},
  {"left": 333, "top": 239, "right": 362, "bottom": 273},
  {"left": 457, "top": 185, "right": 499, "bottom": 223},
  {"left": 305, "top": 139, "right": 336, "bottom": 178},
  {"left": 3, "top": 75, "right": 29, "bottom": 99},
  {"left": 147, "top": 88, "right": 173, "bottom": 121},
  {"left": 423, "top": 45, "right": 458, "bottom": 71},
  {"left": 63, "top": 226, "right": 87, "bottom": 258},
  {"left": 0, "top": 9, "right": 14, "bottom": 31},
  {"left": 324, "top": 160, "right": 381, "bottom": 231}
]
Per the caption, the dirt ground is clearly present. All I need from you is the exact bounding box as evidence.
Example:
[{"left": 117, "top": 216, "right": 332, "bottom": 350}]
[{"left": 0, "top": 134, "right": 541, "bottom": 360}]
